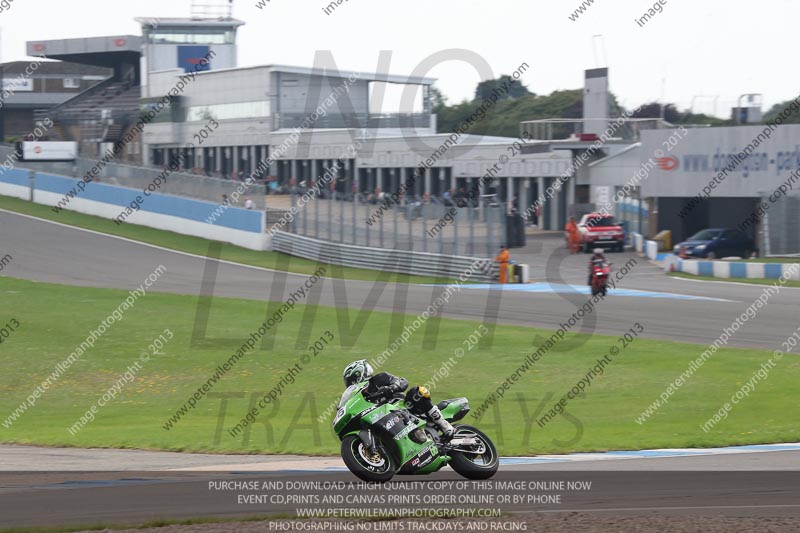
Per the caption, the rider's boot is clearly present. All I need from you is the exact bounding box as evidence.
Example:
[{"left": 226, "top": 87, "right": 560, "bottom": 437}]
[{"left": 427, "top": 405, "right": 455, "bottom": 438}]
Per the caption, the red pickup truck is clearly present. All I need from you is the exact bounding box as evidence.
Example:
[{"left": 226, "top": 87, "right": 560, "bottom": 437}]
[{"left": 577, "top": 213, "right": 625, "bottom": 253}]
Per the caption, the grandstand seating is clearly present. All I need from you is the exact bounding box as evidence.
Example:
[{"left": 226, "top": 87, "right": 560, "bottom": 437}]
[
  {"left": 50, "top": 80, "right": 140, "bottom": 123},
  {"left": 43, "top": 79, "right": 141, "bottom": 144}
]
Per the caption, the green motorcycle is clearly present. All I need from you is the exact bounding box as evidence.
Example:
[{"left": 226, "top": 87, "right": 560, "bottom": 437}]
[{"left": 333, "top": 382, "right": 499, "bottom": 482}]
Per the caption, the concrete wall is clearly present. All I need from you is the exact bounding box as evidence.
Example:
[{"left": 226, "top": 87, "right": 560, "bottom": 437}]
[
  {"left": 673, "top": 258, "right": 800, "bottom": 281},
  {"left": 0, "top": 168, "right": 270, "bottom": 251},
  {"left": 148, "top": 66, "right": 269, "bottom": 106},
  {"left": 641, "top": 125, "right": 800, "bottom": 198},
  {"left": 277, "top": 72, "right": 369, "bottom": 117},
  {"left": 0, "top": 169, "right": 30, "bottom": 200},
  {"left": 582, "top": 144, "right": 645, "bottom": 187},
  {"left": 583, "top": 68, "right": 609, "bottom": 136}
]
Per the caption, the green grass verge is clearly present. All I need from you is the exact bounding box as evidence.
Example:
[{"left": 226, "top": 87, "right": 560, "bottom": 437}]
[
  {"left": 739, "top": 257, "right": 800, "bottom": 264},
  {"left": 669, "top": 272, "right": 800, "bottom": 288},
  {"left": 1, "top": 276, "right": 798, "bottom": 456},
  {"left": 0, "top": 195, "right": 445, "bottom": 284}
]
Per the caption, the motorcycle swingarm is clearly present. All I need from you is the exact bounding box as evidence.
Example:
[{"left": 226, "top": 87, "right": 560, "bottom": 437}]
[{"left": 440, "top": 436, "right": 481, "bottom": 453}]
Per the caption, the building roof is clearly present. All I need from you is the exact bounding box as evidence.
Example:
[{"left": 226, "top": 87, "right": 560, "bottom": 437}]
[
  {"left": 269, "top": 128, "right": 556, "bottom": 148},
  {"left": 587, "top": 142, "right": 642, "bottom": 167},
  {"left": 134, "top": 17, "right": 245, "bottom": 28},
  {"left": 27, "top": 36, "right": 143, "bottom": 58},
  {"left": 267, "top": 64, "right": 436, "bottom": 85},
  {"left": 0, "top": 60, "right": 111, "bottom": 77},
  {"left": 166, "top": 62, "right": 436, "bottom": 86}
]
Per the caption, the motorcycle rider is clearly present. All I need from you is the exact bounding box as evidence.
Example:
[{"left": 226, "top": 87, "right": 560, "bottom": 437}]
[
  {"left": 342, "top": 360, "right": 455, "bottom": 438},
  {"left": 588, "top": 248, "right": 608, "bottom": 286}
]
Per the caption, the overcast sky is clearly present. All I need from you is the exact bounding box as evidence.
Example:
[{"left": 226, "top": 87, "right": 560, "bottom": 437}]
[{"left": 1, "top": 0, "right": 796, "bottom": 117}]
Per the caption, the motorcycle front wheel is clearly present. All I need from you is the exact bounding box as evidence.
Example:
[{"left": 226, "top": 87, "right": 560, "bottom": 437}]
[
  {"left": 448, "top": 425, "right": 499, "bottom": 480},
  {"left": 341, "top": 434, "right": 395, "bottom": 482}
]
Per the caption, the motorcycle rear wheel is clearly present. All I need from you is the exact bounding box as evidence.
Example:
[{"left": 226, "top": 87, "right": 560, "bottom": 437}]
[
  {"left": 448, "top": 425, "right": 499, "bottom": 480},
  {"left": 341, "top": 434, "right": 395, "bottom": 482}
]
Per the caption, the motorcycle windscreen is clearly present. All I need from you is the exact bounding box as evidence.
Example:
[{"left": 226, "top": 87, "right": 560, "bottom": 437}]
[{"left": 338, "top": 383, "right": 366, "bottom": 408}]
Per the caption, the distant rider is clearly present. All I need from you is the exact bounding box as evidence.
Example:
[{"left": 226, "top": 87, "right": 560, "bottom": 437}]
[
  {"left": 588, "top": 248, "right": 607, "bottom": 285},
  {"left": 341, "top": 360, "right": 455, "bottom": 438}
]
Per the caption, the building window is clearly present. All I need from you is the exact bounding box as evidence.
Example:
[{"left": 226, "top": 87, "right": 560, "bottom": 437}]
[
  {"left": 63, "top": 78, "right": 80, "bottom": 89},
  {"left": 148, "top": 31, "right": 230, "bottom": 45},
  {"left": 185, "top": 100, "right": 271, "bottom": 122}
]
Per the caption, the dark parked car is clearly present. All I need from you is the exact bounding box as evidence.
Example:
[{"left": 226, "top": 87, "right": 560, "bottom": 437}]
[{"left": 673, "top": 228, "right": 755, "bottom": 259}]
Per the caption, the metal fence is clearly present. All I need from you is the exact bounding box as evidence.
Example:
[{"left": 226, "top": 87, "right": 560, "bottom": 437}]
[
  {"left": 272, "top": 232, "right": 497, "bottom": 282},
  {"left": 0, "top": 144, "right": 268, "bottom": 210},
  {"left": 763, "top": 192, "right": 800, "bottom": 256},
  {"left": 0, "top": 144, "right": 507, "bottom": 257},
  {"left": 277, "top": 191, "right": 510, "bottom": 258},
  {"left": 520, "top": 118, "right": 674, "bottom": 142}
]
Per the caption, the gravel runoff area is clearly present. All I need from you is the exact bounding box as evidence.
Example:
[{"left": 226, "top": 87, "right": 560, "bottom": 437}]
[{"left": 76, "top": 515, "right": 800, "bottom": 532}]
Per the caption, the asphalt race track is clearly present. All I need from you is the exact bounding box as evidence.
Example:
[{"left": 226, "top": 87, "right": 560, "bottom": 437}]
[
  {"left": 3, "top": 443, "right": 800, "bottom": 472},
  {"left": 2, "top": 209, "right": 798, "bottom": 349},
  {"left": 2, "top": 210, "right": 800, "bottom": 529},
  {"left": 1, "top": 444, "right": 800, "bottom": 528}
]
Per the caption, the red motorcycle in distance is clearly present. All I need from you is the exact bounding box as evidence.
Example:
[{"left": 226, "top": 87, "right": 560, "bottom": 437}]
[{"left": 590, "top": 259, "right": 612, "bottom": 296}]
